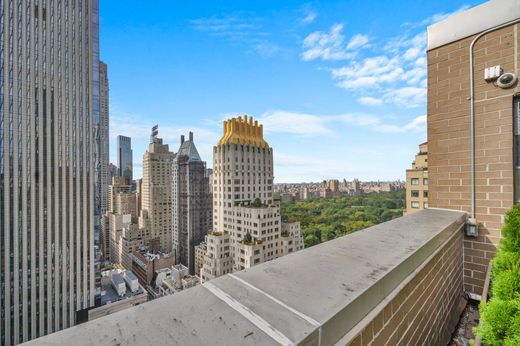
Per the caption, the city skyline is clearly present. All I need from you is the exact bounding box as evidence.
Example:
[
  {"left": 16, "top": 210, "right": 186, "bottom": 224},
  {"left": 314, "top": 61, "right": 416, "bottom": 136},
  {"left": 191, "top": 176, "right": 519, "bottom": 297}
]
[
  {"left": 100, "top": 0, "right": 485, "bottom": 182},
  {"left": 4, "top": 1, "right": 520, "bottom": 344}
]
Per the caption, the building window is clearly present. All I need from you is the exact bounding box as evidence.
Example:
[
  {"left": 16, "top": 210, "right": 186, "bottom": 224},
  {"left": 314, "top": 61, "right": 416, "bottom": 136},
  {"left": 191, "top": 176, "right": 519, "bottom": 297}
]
[
  {"left": 411, "top": 190, "right": 419, "bottom": 197},
  {"left": 423, "top": 178, "right": 428, "bottom": 185},
  {"left": 411, "top": 178, "right": 419, "bottom": 185},
  {"left": 424, "top": 202, "right": 429, "bottom": 208},
  {"left": 411, "top": 201, "right": 420, "bottom": 208},
  {"left": 423, "top": 191, "right": 428, "bottom": 198}
]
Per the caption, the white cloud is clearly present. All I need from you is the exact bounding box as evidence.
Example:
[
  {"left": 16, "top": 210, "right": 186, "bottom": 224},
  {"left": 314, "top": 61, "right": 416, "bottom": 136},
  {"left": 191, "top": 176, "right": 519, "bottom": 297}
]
[
  {"left": 300, "top": 7, "right": 453, "bottom": 109},
  {"left": 403, "top": 47, "right": 420, "bottom": 60},
  {"left": 301, "top": 24, "right": 369, "bottom": 61},
  {"left": 274, "top": 151, "right": 409, "bottom": 182},
  {"left": 383, "top": 87, "right": 426, "bottom": 108},
  {"left": 302, "top": 11, "right": 317, "bottom": 24},
  {"left": 358, "top": 97, "right": 383, "bottom": 106},
  {"left": 334, "top": 113, "right": 425, "bottom": 133},
  {"left": 403, "top": 114, "right": 426, "bottom": 132},
  {"left": 259, "top": 110, "right": 332, "bottom": 136},
  {"left": 346, "top": 34, "right": 370, "bottom": 50},
  {"left": 302, "top": 24, "right": 351, "bottom": 61},
  {"left": 190, "top": 15, "right": 260, "bottom": 35},
  {"left": 331, "top": 55, "right": 404, "bottom": 90},
  {"left": 257, "top": 110, "right": 426, "bottom": 136},
  {"left": 253, "top": 42, "right": 280, "bottom": 58},
  {"left": 321, "top": 30, "right": 428, "bottom": 108},
  {"left": 190, "top": 14, "right": 280, "bottom": 59},
  {"left": 412, "top": 5, "right": 471, "bottom": 27}
]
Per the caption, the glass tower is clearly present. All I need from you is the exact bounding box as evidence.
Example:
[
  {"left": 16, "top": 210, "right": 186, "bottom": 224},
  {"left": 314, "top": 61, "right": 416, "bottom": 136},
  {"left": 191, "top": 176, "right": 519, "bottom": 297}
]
[{"left": 117, "top": 135, "right": 132, "bottom": 182}]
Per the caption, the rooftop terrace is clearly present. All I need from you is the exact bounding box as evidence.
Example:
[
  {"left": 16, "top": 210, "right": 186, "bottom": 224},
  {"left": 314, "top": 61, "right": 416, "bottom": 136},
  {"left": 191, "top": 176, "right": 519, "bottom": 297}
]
[{"left": 26, "top": 209, "right": 467, "bottom": 345}]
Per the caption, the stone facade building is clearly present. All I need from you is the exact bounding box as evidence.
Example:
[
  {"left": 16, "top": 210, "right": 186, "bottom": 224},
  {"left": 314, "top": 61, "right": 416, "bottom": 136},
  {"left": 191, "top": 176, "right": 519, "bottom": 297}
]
[
  {"left": 194, "top": 242, "right": 207, "bottom": 277},
  {"left": 172, "top": 132, "right": 212, "bottom": 274},
  {"left": 139, "top": 131, "right": 176, "bottom": 253},
  {"left": 405, "top": 142, "right": 429, "bottom": 214},
  {"left": 200, "top": 116, "right": 304, "bottom": 282},
  {"left": 200, "top": 232, "right": 233, "bottom": 281},
  {"left": 427, "top": 0, "right": 520, "bottom": 295}
]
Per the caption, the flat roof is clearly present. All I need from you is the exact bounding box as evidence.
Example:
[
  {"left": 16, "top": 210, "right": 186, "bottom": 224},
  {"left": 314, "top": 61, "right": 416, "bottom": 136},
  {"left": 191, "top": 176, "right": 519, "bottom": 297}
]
[
  {"left": 111, "top": 273, "right": 124, "bottom": 286},
  {"left": 123, "top": 270, "right": 138, "bottom": 282},
  {"left": 427, "top": 0, "right": 520, "bottom": 50},
  {"left": 28, "top": 209, "right": 466, "bottom": 346}
]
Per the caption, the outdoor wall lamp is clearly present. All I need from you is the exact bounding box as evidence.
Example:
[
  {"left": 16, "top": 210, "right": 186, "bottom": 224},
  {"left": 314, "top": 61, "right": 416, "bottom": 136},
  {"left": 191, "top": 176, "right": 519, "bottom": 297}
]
[{"left": 465, "top": 217, "right": 478, "bottom": 237}]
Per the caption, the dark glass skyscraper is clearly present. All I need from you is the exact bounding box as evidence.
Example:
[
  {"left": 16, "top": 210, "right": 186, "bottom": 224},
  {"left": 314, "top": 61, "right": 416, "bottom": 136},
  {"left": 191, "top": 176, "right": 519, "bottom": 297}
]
[
  {"left": 0, "top": 1, "right": 99, "bottom": 344},
  {"left": 117, "top": 135, "right": 132, "bottom": 181},
  {"left": 172, "top": 132, "right": 212, "bottom": 274}
]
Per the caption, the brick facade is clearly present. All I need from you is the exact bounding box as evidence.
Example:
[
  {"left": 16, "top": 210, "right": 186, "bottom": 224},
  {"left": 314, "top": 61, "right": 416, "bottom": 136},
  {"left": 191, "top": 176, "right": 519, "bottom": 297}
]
[
  {"left": 348, "top": 229, "right": 463, "bottom": 346},
  {"left": 428, "top": 24, "right": 520, "bottom": 295}
]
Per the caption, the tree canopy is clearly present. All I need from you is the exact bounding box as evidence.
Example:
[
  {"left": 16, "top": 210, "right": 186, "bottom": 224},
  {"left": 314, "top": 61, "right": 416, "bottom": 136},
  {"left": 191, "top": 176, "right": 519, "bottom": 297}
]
[{"left": 281, "top": 190, "right": 405, "bottom": 248}]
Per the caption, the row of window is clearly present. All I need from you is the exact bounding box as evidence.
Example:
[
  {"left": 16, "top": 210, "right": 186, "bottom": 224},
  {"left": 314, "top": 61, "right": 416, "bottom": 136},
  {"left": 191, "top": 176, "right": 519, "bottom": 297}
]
[
  {"left": 410, "top": 190, "right": 428, "bottom": 198},
  {"left": 410, "top": 178, "right": 428, "bottom": 185},
  {"left": 411, "top": 201, "right": 429, "bottom": 209}
]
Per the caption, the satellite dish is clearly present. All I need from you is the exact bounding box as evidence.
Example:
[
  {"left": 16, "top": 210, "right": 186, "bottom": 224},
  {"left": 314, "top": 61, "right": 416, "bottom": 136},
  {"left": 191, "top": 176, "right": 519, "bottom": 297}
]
[{"left": 497, "top": 72, "right": 517, "bottom": 89}]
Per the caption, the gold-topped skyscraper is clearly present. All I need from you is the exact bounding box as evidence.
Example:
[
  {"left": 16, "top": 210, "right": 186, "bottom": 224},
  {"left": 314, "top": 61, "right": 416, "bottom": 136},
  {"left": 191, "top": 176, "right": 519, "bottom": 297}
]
[
  {"left": 200, "top": 116, "right": 304, "bottom": 282},
  {"left": 218, "top": 115, "right": 268, "bottom": 148}
]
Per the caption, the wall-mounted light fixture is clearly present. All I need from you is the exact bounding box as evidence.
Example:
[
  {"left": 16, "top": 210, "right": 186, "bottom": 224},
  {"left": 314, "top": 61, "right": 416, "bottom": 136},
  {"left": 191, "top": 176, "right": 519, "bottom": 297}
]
[{"left": 465, "top": 217, "right": 478, "bottom": 237}]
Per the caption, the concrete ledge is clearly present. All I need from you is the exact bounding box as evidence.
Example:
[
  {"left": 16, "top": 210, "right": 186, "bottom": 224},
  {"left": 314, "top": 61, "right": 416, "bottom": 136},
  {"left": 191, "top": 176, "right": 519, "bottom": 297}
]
[{"left": 24, "top": 209, "right": 466, "bottom": 346}]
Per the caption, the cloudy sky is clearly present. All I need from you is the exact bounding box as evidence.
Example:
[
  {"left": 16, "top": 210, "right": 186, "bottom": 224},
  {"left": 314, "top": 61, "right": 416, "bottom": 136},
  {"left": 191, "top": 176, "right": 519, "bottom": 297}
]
[{"left": 100, "top": 0, "right": 484, "bottom": 182}]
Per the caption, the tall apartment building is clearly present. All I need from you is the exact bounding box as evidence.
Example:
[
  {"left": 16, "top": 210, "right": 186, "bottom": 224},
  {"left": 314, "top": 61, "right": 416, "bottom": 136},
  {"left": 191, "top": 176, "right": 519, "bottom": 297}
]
[
  {"left": 105, "top": 177, "right": 131, "bottom": 261},
  {"left": 351, "top": 178, "right": 361, "bottom": 195},
  {"left": 325, "top": 179, "right": 340, "bottom": 193},
  {"left": 139, "top": 129, "right": 176, "bottom": 253},
  {"left": 107, "top": 177, "right": 142, "bottom": 270},
  {"left": 172, "top": 132, "right": 212, "bottom": 274},
  {"left": 200, "top": 116, "right": 303, "bottom": 282},
  {"left": 427, "top": 0, "right": 520, "bottom": 295},
  {"left": 405, "top": 142, "right": 428, "bottom": 214},
  {"left": 99, "top": 62, "right": 110, "bottom": 215},
  {"left": 0, "top": 1, "right": 100, "bottom": 344},
  {"left": 117, "top": 135, "right": 133, "bottom": 182}
]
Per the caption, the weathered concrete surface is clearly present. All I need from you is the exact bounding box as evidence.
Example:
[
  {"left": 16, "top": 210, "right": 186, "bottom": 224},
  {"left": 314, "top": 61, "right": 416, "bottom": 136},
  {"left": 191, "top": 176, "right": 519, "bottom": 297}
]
[{"left": 24, "top": 208, "right": 466, "bottom": 346}]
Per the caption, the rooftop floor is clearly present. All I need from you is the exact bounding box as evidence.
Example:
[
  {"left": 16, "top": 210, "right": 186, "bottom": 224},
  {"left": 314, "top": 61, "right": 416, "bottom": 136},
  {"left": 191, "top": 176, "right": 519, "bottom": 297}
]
[{"left": 25, "top": 208, "right": 466, "bottom": 346}]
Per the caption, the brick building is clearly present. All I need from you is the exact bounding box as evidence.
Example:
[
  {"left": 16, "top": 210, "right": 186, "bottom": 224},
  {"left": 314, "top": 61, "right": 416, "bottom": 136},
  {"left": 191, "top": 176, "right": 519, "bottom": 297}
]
[
  {"left": 405, "top": 142, "right": 429, "bottom": 214},
  {"left": 427, "top": 0, "right": 520, "bottom": 295}
]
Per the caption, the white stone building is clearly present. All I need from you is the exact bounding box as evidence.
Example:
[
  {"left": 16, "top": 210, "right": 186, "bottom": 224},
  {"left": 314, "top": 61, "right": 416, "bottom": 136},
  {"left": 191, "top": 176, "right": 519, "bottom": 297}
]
[{"left": 200, "top": 116, "right": 304, "bottom": 282}]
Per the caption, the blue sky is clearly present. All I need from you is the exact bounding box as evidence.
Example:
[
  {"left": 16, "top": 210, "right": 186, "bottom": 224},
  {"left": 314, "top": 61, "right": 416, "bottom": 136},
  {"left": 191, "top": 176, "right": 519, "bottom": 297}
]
[{"left": 100, "top": 0, "right": 484, "bottom": 183}]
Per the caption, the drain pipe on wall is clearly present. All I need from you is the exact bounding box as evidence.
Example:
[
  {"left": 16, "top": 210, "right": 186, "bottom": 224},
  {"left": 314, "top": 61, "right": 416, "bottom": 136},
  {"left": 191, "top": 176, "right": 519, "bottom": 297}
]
[{"left": 467, "top": 19, "right": 520, "bottom": 235}]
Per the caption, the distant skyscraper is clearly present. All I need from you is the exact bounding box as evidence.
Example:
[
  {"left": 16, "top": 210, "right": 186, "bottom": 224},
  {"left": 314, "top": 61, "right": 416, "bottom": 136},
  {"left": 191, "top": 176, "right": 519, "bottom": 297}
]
[
  {"left": 172, "top": 132, "right": 212, "bottom": 274},
  {"left": 138, "top": 128, "right": 176, "bottom": 252},
  {"left": 0, "top": 1, "right": 99, "bottom": 344},
  {"left": 117, "top": 135, "right": 133, "bottom": 181},
  {"left": 99, "top": 62, "right": 110, "bottom": 214},
  {"left": 108, "top": 163, "right": 118, "bottom": 186}
]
